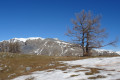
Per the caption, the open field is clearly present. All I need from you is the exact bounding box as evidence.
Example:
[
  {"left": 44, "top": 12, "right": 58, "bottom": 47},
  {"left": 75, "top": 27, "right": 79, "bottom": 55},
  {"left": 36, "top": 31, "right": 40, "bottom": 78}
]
[
  {"left": 0, "top": 52, "right": 86, "bottom": 80},
  {"left": 0, "top": 52, "right": 119, "bottom": 80},
  {"left": 13, "top": 56, "right": 120, "bottom": 80}
]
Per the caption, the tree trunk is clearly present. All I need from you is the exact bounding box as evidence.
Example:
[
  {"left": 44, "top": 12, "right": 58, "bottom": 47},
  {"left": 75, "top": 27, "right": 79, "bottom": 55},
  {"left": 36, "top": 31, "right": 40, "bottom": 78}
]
[
  {"left": 85, "top": 32, "right": 89, "bottom": 56},
  {"left": 86, "top": 44, "right": 89, "bottom": 56},
  {"left": 82, "top": 33, "right": 85, "bottom": 56}
]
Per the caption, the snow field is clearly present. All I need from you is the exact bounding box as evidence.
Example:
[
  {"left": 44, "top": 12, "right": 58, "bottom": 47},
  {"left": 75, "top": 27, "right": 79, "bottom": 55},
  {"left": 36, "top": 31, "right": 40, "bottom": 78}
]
[{"left": 13, "top": 57, "right": 120, "bottom": 80}]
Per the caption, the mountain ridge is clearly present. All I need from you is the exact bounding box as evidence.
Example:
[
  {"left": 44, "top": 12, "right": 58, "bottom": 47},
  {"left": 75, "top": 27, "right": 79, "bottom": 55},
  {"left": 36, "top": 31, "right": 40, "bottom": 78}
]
[{"left": 0, "top": 37, "right": 119, "bottom": 56}]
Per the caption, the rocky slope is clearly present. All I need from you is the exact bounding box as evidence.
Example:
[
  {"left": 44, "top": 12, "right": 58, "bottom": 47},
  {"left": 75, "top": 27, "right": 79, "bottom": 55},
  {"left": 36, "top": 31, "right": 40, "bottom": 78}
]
[
  {"left": 0, "top": 37, "right": 83, "bottom": 56},
  {"left": 0, "top": 37, "right": 119, "bottom": 56}
]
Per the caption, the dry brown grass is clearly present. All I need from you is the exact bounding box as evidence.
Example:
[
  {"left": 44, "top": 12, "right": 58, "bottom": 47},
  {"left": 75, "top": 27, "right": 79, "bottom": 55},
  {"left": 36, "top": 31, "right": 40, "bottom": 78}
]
[
  {"left": 0, "top": 52, "right": 118, "bottom": 80},
  {"left": 70, "top": 74, "right": 79, "bottom": 77},
  {"left": 88, "top": 75, "right": 106, "bottom": 79},
  {"left": 85, "top": 68, "right": 100, "bottom": 75},
  {"left": 0, "top": 52, "right": 84, "bottom": 80}
]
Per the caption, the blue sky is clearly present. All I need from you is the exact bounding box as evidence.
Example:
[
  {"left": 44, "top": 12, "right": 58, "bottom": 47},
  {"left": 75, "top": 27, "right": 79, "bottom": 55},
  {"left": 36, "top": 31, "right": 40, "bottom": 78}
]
[{"left": 0, "top": 0, "right": 120, "bottom": 51}]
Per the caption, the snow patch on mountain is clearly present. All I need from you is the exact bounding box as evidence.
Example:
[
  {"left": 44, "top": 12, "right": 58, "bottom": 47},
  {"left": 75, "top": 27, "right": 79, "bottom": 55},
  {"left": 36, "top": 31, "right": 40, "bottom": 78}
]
[
  {"left": 53, "top": 38, "right": 59, "bottom": 40},
  {"left": 13, "top": 37, "right": 45, "bottom": 42},
  {"left": 55, "top": 41, "right": 69, "bottom": 45},
  {"left": 95, "top": 49, "right": 115, "bottom": 53},
  {"left": 116, "top": 51, "right": 120, "bottom": 55}
]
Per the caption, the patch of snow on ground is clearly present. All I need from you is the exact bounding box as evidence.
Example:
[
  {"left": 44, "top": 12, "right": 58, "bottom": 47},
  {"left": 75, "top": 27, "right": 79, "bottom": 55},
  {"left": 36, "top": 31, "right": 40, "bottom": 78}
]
[
  {"left": 63, "top": 57, "right": 120, "bottom": 80},
  {"left": 13, "top": 57, "right": 120, "bottom": 80},
  {"left": 70, "top": 48, "right": 75, "bottom": 50}
]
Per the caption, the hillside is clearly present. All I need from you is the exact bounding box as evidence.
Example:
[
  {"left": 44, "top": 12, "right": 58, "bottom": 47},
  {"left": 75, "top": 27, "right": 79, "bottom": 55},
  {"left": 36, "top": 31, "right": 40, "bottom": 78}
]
[
  {"left": 0, "top": 37, "right": 119, "bottom": 56},
  {"left": 0, "top": 52, "right": 83, "bottom": 80},
  {"left": 12, "top": 55, "right": 120, "bottom": 80},
  {"left": 0, "top": 52, "right": 119, "bottom": 80}
]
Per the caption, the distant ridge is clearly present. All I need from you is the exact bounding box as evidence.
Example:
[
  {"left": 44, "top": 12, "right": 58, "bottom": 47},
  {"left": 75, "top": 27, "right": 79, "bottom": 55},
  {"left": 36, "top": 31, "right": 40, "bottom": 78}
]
[{"left": 0, "top": 37, "right": 119, "bottom": 56}]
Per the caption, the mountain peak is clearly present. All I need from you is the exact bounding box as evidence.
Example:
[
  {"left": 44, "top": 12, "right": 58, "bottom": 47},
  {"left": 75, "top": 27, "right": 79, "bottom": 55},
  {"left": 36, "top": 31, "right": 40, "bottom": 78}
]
[
  {"left": 0, "top": 37, "right": 119, "bottom": 56},
  {"left": 12, "top": 37, "right": 45, "bottom": 42}
]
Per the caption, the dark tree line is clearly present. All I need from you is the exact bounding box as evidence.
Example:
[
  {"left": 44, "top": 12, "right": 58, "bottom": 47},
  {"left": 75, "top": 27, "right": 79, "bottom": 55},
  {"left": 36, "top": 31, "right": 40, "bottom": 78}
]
[{"left": 0, "top": 41, "right": 20, "bottom": 53}]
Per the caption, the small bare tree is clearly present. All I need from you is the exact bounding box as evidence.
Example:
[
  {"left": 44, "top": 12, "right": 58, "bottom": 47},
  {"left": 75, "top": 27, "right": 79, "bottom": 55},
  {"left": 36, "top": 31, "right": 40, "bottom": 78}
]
[
  {"left": 9, "top": 41, "right": 21, "bottom": 53},
  {"left": 0, "top": 40, "right": 21, "bottom": 53},
  {"left": 66, "top": 10, "right": 117, "bottom": 56},
  {"left": 0, "top": 41, "right": 9, "bottom": 52}
]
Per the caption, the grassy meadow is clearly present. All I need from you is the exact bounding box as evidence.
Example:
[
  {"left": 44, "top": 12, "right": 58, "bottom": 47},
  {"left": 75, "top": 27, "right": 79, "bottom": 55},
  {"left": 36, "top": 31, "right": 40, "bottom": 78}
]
[
  {"left": 0, "top": 52, "right": 84, "bottom": 80},
  {"left": 0, "top": 52, "right": 119, "bottom": 80}
]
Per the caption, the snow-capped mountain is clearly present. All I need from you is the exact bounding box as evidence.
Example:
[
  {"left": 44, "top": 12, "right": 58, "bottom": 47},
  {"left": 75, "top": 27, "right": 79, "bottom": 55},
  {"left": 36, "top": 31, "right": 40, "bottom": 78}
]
[
  {"left": 6, "top": 37, "right": 45, "bottom": 42},
  {"left": 116, "top": 51, "right": 120, "bottom": 55},
  {"left": 95, "top": 49, "right": 115, "bottom": 53},
  {"left": 0, "top": 37, "right": 119, "bottom": 56},
  {"left": 92, "top": 49, "right": 119, "bottom": 56},
  {"left": 0, "top": 37, "right": 83, "bottom": 56},
  {"left": 13, "top": 37, "right": 45, "bottom": 42}
]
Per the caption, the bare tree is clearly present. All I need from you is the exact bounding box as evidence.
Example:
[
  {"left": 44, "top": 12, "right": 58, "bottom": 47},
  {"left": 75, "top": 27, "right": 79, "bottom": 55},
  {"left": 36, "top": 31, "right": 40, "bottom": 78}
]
[
  {"left": 9, "top": 41, "right": 21, "bottom": 53},
  {"left": 0, "top": 40, "right": 21, "bottom": 53},
  {"left": 0, "top": 41, "right": 9, "bottom": 52},
  {"left": 66, "top": 10, "right": 117, "bottom": 56}
]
